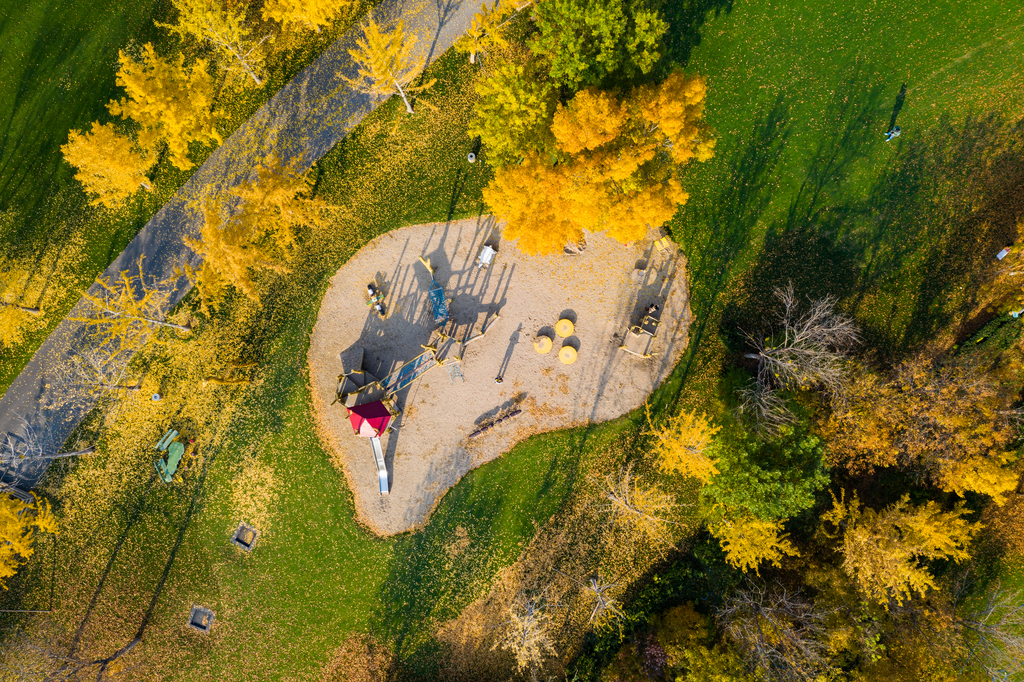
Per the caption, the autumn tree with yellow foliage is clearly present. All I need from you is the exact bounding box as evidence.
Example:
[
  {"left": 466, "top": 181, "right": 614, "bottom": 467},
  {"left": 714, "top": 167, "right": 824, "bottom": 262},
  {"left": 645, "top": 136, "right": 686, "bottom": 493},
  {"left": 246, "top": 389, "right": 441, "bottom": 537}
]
[
  {"left": 341, "top": 11, "right": 432, "bottom": 114},
  {"left": 647, "top": 405, "right": 720, "bottom": 483},
  {"left": 74, "top": 258, "right": 192, "bottom": 354},
  {"left": 483, "top": 72, "right": 715, "bottom": 254},
  {"left": 825, "top": 357, "right": 1018, "bottom": 503},
  {"left": 456, "top": 0, "right": 533, "bottom": 64},
  {"left": 597, "top": 467, "right": 677, "bottom": 547},
  {"left": 61, "top": 122, "right": 154, "bottom": 208},
  {"left": 262, "top": 0, "right": 355, "bottom": 33},
  {"left": 106, "top": 44, "right": 221, "bottom": 171},
  {"left": 185, "top": 157, "right": 333, "bottom": 308},
  {"left": 160, "top": 0, "right": 267, "bottom": 86},
  {"left": 711, "top": 515, "right": 799, "bottom": 574},
  {"left": 822, "top": 490, "right": 979, "bottom": 607},
  {"left": 0, "top": 493, "right": 57, "bottom": 589}
]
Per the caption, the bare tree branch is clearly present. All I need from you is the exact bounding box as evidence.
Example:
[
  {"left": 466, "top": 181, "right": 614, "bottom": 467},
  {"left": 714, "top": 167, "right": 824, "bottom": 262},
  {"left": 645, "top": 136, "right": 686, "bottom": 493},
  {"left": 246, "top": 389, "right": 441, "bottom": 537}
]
[
  {"left": 740, "top": 283, "right": 859, "bottom": 433},
  {"left": 717, "top": 581, "right": 834, "bottom": 682}
]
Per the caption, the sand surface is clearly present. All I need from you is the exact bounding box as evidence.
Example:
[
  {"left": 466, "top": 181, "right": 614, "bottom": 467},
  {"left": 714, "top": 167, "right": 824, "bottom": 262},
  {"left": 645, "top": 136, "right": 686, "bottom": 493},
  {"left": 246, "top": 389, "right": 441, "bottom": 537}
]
[{"left": 308, "top": 216, "right": 691, "bottom": 536}]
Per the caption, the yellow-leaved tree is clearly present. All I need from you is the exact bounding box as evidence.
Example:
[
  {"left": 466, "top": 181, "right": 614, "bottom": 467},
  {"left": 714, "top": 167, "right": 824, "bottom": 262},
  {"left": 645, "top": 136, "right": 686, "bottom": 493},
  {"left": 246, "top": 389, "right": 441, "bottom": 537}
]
[
  {"left": 822, "top": 490, "right": 979, "bottom": 607},
  {"left": 159, "top": 0, "right": 266, "bottom": 86},
  {"left": 340, "top": 11, "right": 433, "bottom": 114},
  {"left": 711, "top": 515, "right": 798, "bottom": 574},
  {"left": 647, "top": 405, "right": 721, "bottom": 484},
  {"left": 185, "top": 157, "right": 332, "bottom": 307},
  {"left": 0, "top": 493, "right": 57, "bottom": 589},
  {"left": 74, "top": 257, "right": 192, "bottom": 354},
  {"left": 107, "top": 44, "right": 221, "bottom": 170},
  {"left": 483, "top": 71, "right": 714, "bottom": 254},
  {"left": 61, "top": 122, "right": 154, "bottom": 208},
  {"left": 825, "top": 358, "right": 1018, "bottom": 504},
  {"left": 456, "top": 0, "right": 533, "bottom": 64},
  {"left": 262, "top": 0, "right": 355, "bottom": 34},
  {"left": 597, "top": 467, "right": 677, "bottom": 547},
  {"left": 1, "top": 260, "right": 45, "bottom": 349}
]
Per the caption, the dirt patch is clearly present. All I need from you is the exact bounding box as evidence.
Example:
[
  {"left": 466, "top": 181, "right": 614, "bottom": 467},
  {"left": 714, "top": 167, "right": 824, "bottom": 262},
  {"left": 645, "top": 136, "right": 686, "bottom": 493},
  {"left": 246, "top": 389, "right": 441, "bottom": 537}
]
[{"left": 307, "top": 216, "right": 691, "bottom": 536}]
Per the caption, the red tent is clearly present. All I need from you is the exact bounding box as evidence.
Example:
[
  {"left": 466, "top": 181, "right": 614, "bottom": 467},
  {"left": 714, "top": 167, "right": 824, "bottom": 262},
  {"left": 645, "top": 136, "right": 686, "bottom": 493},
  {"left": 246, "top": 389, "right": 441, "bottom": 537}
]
[{"left": 348, "top": 401, "right": 392, "bottom": 438}]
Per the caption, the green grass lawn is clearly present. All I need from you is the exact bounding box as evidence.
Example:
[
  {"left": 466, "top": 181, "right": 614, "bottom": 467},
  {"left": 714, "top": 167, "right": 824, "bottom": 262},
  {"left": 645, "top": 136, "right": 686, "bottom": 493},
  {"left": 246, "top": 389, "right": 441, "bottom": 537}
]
[{"left": 2, "top": 0, "right": 1023, "bottom": 679}]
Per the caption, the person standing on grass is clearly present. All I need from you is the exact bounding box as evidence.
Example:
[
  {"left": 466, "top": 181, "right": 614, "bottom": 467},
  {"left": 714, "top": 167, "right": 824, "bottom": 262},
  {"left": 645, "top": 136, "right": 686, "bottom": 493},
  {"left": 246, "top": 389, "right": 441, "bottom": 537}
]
[{"left": 885, "top": 126, "right": 901, "bottom": 142}]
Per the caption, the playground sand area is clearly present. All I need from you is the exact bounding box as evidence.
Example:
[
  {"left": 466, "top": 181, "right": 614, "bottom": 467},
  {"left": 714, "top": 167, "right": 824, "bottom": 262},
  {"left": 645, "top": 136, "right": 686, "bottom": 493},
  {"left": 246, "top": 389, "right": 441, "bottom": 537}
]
[{"left": 308, "top": 216, "right": 691, "bottom": 536}]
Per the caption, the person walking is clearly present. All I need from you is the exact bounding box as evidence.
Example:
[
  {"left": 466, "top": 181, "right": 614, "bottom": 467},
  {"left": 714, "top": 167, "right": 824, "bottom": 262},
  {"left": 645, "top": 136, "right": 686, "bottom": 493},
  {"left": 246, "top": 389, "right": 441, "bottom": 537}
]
[{"left": 885, "top": 126, "right": 901, "bottom": 142}]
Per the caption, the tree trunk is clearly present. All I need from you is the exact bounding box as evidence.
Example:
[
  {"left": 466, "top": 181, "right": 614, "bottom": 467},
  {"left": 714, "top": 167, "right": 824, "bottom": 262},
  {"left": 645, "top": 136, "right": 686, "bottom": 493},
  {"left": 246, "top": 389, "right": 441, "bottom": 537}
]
[
  {"left": 0, "top": 301, "right": 42, "bottom": 316},
  {"left": 394, "top": 79, "right": 414, "bottom": 114},
  {"left": 43, "top": 446, "right": 96, "bottom": 460},
  {"left": 136, "top": 315, "right": 192, "bottom": 333}
]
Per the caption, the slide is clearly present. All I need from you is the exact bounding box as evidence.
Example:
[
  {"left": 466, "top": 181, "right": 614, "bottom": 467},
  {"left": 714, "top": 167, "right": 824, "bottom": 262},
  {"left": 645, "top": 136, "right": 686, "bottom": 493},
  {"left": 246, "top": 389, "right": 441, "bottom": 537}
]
[{"left": 370, "top": 437, "right": 389, "bottom": 495}]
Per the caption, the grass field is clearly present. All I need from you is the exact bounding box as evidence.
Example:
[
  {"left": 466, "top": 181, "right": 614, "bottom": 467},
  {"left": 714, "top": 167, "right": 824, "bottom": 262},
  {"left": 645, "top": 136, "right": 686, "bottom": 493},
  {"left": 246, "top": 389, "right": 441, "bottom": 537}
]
[{"left": 2, "top": 0, "right": 1023, "bottom": 679}]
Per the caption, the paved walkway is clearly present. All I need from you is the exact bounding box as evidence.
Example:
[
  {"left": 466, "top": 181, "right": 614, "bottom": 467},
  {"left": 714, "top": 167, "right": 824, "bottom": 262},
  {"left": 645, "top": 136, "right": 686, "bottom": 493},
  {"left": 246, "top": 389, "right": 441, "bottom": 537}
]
[{"left": 0, "top": 0, "right": 480, "bottom": 490}]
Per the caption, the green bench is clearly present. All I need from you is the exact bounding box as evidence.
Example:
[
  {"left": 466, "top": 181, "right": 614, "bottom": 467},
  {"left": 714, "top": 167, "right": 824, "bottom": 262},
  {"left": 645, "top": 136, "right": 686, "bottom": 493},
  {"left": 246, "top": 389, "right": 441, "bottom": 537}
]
[{"left": 154, "top": 429, "right": 185, "bottom": 483}]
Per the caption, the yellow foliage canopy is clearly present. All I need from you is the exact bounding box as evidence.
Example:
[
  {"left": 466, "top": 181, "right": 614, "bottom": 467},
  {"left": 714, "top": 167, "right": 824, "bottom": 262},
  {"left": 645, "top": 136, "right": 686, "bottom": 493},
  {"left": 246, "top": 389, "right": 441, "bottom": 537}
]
[
  {"left": 484, "top": 71, "right": 713, "bottom": 254},
  {"left": 61, "top": 122, "right": 154, "bottom": 208},
  {"left": 262, "top": 0, "right": 354, "bottom": 33},
  {"left": 483, "top": 154, "right": 583, "bottom": 254},
  {"left": 825, "top": 358, "right": 1018, "bottom": 504},
  {"left": 340, "top": 12, "right": 431, "bottom": 114},
  {"left": 712, "top": 515, "right": 798, "bottom": 574},
  {"left": 159, "top": 0, "right": 265, "bottom": 86},
  {"left": 822, "top": 490, "right": 979, "bottom": 607},
  {"left": 107, "top": 43, "right": 221, "bottom": 170},
  {"left": 648, "top": 405, "right": 721, "bottom": 484},
  {"left": 185, "top": 157, "right": 331, "bottom": 306},
  {"left": 0, "top": 493, "right": 57, "bottom": 589},
  {"left": 551, "top": 87, "right": 627, "bottom": 154}
]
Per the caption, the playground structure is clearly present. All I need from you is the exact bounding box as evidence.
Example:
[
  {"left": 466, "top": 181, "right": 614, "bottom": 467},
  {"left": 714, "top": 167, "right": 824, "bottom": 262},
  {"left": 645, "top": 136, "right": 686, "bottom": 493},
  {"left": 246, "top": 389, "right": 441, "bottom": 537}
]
[
  {"left": 419, "top": 257, "right": 449, "bottom": 327},
  {"left": 335, "top": 260, "right": 499, "bottom": 494},
  {"left": 308, "top": 218, "right": 693, "bottom": 535},
  {"left": 619, "top": 304, "right": 663, "bottom": 359}
]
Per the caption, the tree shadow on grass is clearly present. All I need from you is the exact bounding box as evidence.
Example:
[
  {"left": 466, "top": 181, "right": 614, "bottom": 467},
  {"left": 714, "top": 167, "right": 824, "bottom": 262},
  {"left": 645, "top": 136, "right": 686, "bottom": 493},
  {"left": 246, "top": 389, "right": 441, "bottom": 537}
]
[
  {"left": 660, "top": 0, "right": 735, "bottom": 70},
  {"left": 372, "top": 427, "right": 590, "bottom": 678},
  {"left": 652, "top": 93, "right": 791, "bottom": 415},
  {"left": 721, "top": 100, "right": 1024, "bottom": 365},
  {"left": 847, "top": 113, "right": 1024, "bottom": 357},
  {"left": 720, "top": 66, "right": 884, "bottom": 355}
]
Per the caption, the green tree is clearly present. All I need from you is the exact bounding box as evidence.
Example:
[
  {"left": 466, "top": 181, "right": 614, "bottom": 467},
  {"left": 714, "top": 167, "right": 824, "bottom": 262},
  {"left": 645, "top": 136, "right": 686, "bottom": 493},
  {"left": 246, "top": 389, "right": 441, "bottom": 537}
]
[
  {"left": 822, "top": 490, "right": 980, "bottom": 607},
  {"left": 468, "top": 59, "right": 557, "bottom": 165},
  {"left": 530, "top": 0, "right": 667, "bottom": 88},
  {"left": 702, "top": 421, "right": 830, "bottom": 522}
]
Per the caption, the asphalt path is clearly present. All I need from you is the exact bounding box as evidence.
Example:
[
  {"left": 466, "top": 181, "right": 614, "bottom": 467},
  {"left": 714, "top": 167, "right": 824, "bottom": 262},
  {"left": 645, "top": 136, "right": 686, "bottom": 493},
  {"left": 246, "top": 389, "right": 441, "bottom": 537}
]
[{"left": 0, "top": 0, "right": 480, "bottom": 490}]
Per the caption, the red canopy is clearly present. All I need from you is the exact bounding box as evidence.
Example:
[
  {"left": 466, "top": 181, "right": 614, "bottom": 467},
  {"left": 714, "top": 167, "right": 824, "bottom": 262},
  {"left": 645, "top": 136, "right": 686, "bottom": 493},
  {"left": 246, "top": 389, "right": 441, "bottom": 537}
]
[{"left": 348, "top": 401, "right": 392, "bottom": 438}]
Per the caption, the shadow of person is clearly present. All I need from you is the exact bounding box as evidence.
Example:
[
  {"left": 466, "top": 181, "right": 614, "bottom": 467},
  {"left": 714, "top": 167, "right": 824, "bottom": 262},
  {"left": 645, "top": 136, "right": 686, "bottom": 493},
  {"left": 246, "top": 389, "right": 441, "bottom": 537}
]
[
  {"left": 888, "top": 83, "right": 907, "bottom": 133},
  {"left": 496, "top": 323, "right": 522, "bottom": 379}
]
